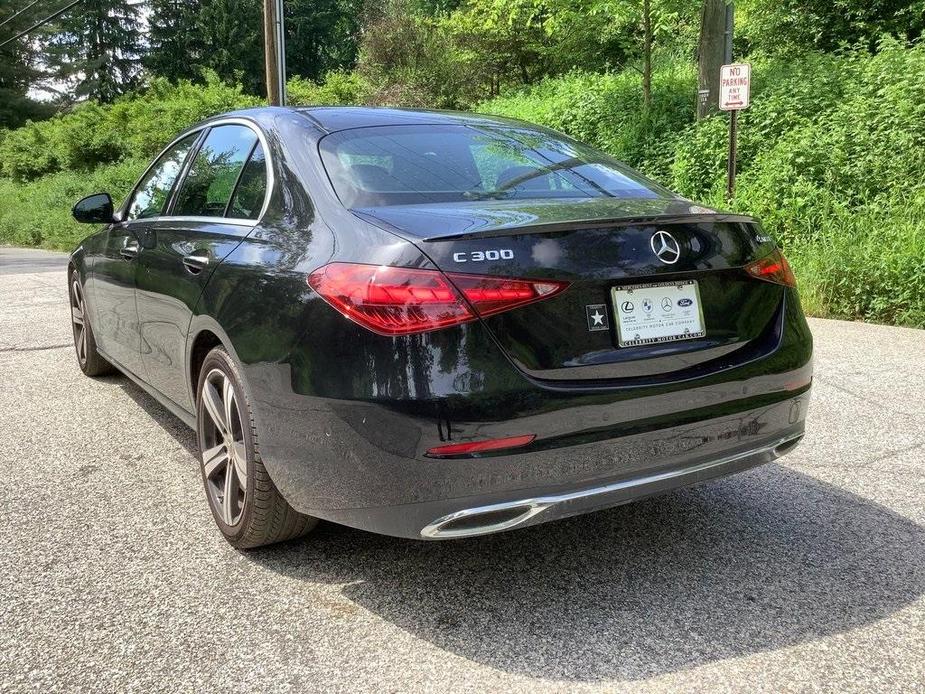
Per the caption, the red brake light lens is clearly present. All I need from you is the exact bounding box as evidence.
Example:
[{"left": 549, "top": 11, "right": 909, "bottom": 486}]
[
  {"left": 426, "top": 434, "right": 536, "bottom": 457},
  {"left": 744, "top": 249, "right": 797, "bottom": 288},
  {"left": 307, "top": 263, "right": 569, "bottom": 336}
]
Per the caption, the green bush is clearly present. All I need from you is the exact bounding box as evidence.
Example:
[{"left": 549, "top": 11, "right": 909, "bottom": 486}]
[
  {"left": 480, "top": 61, "right": 696, "bottom": 181},
  {"left": 0, "top": 72, "right": 259, "bottom": 182},
  {"left": 288, "top": 70, "right": 372, "bottom": 106},
  {"left": 0, "top": 159, "right": 145, "bottom": 249},
  {"left": 479, "top": 42, "right": 925, "bottom": 327}
]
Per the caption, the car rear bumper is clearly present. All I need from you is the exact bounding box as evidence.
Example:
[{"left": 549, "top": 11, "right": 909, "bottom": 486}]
[
  {"left": 416, "top": 432, "right": 802, "bottom": 539},
  {"left": 252, "top": 375, "right": 809, "bottom": 538}
]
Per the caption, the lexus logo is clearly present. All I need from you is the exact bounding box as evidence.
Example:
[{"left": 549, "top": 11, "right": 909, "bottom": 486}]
[{"left": 650, "top": 230, "right": 681, "bottom": 265}]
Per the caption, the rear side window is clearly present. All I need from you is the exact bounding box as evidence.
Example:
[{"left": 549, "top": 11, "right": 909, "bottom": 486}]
[
  {"left": 227, "top": 143, "right": 267, "bottom": 220},
  {"left": 126, "top": 134, "right": 198, "bottom": 221},
  {"left": 173, "top": 125, "right": 259, "bottom": 218},
  {"left": 319, "top": 124, "right": 671, "bottom": 208}
]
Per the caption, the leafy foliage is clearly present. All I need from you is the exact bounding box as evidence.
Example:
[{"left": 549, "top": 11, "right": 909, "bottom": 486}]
[
  {"left": 0, "top": 158, "right": 145, "bottom": 248},
  {"left": 0, "top": 73, "right": 259, "bottom": 181},
  {"left": 41, "top": 0, "right": 143, "bottom": 103},
  {"left": 736, "top": 0, "right": 925, "bottom": 53},
  {"left": 480, "top": 60, "right": 696, "bottom": 180},
  {"left": 481, "top": 41, "right": 925, "bottom": 326}
]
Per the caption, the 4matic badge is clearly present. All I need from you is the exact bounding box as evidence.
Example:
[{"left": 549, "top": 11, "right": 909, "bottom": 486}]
[{"left": 586, "top": 304, "right": 610, "bottom": 332}]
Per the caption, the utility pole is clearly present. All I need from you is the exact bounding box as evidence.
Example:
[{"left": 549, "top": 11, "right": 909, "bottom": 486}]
[{"left": 263, "top": 0, "right": 286, "bottom": 105}]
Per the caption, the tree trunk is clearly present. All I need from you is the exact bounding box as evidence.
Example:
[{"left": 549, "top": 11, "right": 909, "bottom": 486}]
[
  {"left": 697, "top": 0, "right": 726, "bottom": 118},
  {"left": 642, "top": 0, "right": 652, "bottom": 108}
]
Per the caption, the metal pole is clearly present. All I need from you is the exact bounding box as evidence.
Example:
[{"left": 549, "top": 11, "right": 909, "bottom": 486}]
[
  {"left": 275, "top": 0, "right": 287, "bottom": 106},
  {"left": 727, "top": 109, "right": 737, "bottom": 200},
  {"left": 724, "top": 1, "right": 735, "bottom": 200}
]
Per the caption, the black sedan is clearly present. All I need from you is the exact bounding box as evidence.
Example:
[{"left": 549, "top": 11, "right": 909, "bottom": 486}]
[{"left": 68, "top": 107, "right": 813, "bottom": 548}]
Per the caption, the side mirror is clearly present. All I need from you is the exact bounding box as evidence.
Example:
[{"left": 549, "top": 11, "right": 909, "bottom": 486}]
[{"left": 72, "top": 193, "right": 117, "bottom": 224}]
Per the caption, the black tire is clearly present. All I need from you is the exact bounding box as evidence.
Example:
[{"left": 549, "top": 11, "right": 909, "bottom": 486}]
[
  {"left": 195, "top": 345, "right": 317, "bottom": 549},
  {"left": 68, "top": 269, "right": 113, "bottom": 377}
]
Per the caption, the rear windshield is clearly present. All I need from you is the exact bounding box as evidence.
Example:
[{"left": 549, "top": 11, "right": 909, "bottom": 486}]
[{"left": 318, "top": 124, "right": 671, "bottom": 207}]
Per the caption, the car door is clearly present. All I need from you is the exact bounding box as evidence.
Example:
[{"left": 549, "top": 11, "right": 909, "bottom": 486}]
[
  {"left": 91, "top": 133, "right": 199, "bottom": 377},
  {"left": 134, "top": 123, "right": 269, "bottom": 412}
]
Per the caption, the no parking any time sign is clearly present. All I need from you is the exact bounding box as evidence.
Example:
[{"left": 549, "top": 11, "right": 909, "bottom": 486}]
[{"left": 719, "top": 63, "right": 751, "bottom": 110}]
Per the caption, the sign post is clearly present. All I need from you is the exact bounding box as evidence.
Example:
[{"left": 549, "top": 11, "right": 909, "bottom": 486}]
[{"left": 719, "top": 62, "right": 751, "bottom": 200}]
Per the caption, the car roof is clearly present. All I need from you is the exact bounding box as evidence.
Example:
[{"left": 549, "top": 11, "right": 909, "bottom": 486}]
[
  {"left": 291, "top": 106, "right": 529, "bottom": 133},
  {"left": 202, "top": 105, "right": 541, "bottom": 139}
]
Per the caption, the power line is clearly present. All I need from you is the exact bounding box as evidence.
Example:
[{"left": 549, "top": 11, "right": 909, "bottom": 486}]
[
  {"left": 0, "top": 0, "right": 42, "bottom": 30},
  {"left": 0, "top": 0, "right": 82, "bottom": 49}
]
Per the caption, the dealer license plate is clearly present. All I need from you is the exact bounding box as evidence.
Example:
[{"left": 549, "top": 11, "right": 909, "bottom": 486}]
[{"left": 611, "top": 280, "right": 706, "bottom": 347}]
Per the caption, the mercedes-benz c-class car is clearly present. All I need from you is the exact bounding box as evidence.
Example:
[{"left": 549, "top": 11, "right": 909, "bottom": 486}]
[{"left": 67, "top": 107, "right": 812, "bottom": 548}]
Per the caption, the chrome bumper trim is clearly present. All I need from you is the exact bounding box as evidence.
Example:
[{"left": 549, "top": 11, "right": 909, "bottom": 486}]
[{"left": 420, "top": 434, "right": 802, "bottom": 539}]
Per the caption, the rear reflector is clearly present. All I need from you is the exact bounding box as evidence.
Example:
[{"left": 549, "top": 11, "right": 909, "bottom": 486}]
[
  {"left": 307, "top": 263, "right": 568, "bottom": 336},
  {"left": 426, "top": 434, "right": 536, "bottom": 457},
  {"left": 745, "top": 249, "right": 797, "bottom": 288}
]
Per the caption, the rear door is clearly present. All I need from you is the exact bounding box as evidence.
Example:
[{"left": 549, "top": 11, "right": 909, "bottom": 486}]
[
  {"left": 134, "top": 123, "right": 269, "bottom": 411},
  {"left": 92, "top": 133, "right": 199, "bottom": 377}
]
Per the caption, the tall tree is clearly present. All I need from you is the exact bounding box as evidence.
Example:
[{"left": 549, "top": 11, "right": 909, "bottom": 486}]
[
  {"left": 0, "top": 2, "right": 55, "bottom": 127},
  {"left": 196, "top": 0, "right": 265, "bottom": 96},
  {"left": 145, "top": 0, "right": 206, "bottom": 83},
  {"left": 285, "top": 0, "right": 363, "bottom": 82},
  {"left": 41, "top": 0, "right": 142, "bottom": 103}
]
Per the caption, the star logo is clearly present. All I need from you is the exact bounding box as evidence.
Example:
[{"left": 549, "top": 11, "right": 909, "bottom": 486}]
[{"left": 585, "top": 304, "right": 609, "bottom": 332}]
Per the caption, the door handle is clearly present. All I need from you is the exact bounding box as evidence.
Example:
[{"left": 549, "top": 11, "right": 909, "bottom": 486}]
[
  {"left": 120, "top": 238, "right": 140, "bottom": 260},
  {"left": 182, "top": 250, "right": 210, "bottom": 274}
]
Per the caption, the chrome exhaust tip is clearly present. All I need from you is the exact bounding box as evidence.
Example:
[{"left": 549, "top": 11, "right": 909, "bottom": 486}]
[{"left": 420, "top": 501, "right": 550, "bottom": 539}]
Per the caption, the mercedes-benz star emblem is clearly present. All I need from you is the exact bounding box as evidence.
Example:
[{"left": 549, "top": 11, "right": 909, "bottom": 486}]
[{"left": 650, "top": 230, "right": 681, "bottom": 265}]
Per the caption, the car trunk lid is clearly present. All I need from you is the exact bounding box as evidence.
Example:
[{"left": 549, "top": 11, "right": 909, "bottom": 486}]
[{"left": 354, "top": 199, "right": 783, "bottom": 382}]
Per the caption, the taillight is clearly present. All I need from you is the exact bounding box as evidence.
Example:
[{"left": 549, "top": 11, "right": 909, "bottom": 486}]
[
  {"left": 745, "top": 249, "right": 797, "bottom": 288},
  {"left": 307, "top": 262, "right": 569, "bottom": 336}
]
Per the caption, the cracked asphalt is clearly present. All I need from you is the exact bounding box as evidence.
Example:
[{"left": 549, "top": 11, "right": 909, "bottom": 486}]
[{"left": 1, "top": 247, "right": 924, "bottom": 692}]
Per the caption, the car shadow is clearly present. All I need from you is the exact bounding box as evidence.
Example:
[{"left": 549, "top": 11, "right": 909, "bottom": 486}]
[
  {"left": 110, "top": 376, "right": 199, "bottom": 456},
  {"left": 244, "top": 464, "right": 925, "bottom": 682}
]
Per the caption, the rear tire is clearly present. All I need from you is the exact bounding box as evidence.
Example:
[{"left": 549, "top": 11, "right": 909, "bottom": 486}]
[
  {"left": 195, "top": 345, "right": 317, "bottom": 549},
  {"left": 68, "top": 270, "right": 113, "bottom": 377}
]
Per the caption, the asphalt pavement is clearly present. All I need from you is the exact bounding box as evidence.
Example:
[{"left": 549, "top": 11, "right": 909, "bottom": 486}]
[{"left": 1, "top": 248, "right": 923, "bottom": 693}]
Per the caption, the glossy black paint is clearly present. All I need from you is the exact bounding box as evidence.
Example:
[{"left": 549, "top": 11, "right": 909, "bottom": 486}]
[
  {"left": 69, "top": 106, "right": 813, "bottom": 539},
  {"left": 72, "top": 193, "right": 116, "bottom": 225}
]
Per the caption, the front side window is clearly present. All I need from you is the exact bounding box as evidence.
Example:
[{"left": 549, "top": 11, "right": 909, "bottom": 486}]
[
  {"left": 126, "top": 134, "right": 198, "bottom": 221},
  {"left": 319, "top": 124, "right": 672, "bottom": 208},
  {"left": 173, "top": 125, "right": 260, "bottom": 218}
]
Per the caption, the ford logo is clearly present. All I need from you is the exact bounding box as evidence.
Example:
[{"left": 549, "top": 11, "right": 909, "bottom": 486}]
[{"left": 678, "top": 298, "right": 693, "bottom": 307}]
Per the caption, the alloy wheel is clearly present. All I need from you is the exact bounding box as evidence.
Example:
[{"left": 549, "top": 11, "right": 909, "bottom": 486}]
[
  {"left": 200, "top": 368, "right": 248, "bottom": 526},
  {"left": 70, "top": 279, "right": 88, "bottom": 366}
]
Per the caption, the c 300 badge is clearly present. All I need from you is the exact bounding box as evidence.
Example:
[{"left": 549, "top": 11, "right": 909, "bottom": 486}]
[{"left": 452, "top": 249, "right": 514, "bottom": 263}]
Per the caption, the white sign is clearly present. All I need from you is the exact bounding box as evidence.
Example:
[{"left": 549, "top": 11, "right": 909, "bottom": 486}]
[{"left": 720, "top": 63, "right": 751, "bottom": 111}]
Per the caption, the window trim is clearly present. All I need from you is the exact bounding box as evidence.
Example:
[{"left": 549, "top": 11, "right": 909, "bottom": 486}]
[
  {"left": 119, "top": 117, "right": 274, "bottom": 227},
  {"left": 122, "top": 131, "right": 203, "bottom": 223}
]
